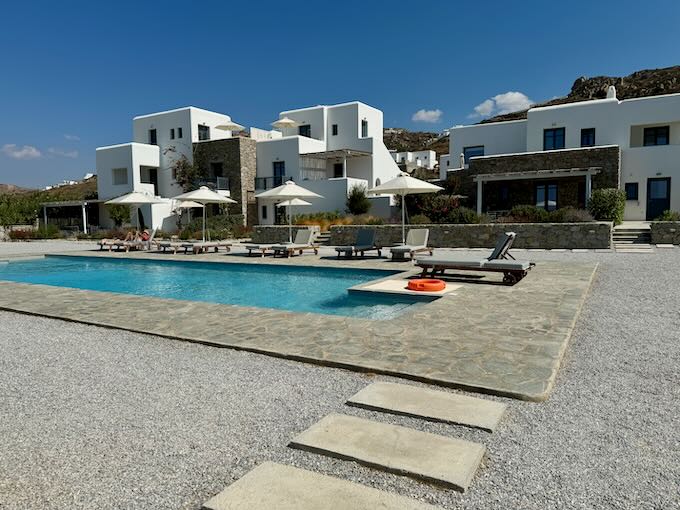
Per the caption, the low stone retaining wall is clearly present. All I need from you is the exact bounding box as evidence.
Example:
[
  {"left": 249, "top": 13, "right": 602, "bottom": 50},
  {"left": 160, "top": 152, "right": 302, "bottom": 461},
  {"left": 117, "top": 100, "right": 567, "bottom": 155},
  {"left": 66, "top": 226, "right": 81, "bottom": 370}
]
[
  {"left": 250, "top": 225, "right": 321, "bottom": 243},
  {"left": 650, "top": 222, "right": 680, "bottom": 244},
  {"left": 329, "top": 223, "right": 612, "bottom": 249}
]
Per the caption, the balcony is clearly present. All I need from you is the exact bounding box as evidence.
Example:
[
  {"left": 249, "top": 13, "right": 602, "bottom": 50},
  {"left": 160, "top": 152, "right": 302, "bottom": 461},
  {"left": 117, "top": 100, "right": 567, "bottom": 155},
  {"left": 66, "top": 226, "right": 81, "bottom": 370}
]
[
  {"left": 198, "top": 176, "right": 230, "bottom": 191},
  {"left": 255, "top": 175, "right": 290, "bottom": 190}
]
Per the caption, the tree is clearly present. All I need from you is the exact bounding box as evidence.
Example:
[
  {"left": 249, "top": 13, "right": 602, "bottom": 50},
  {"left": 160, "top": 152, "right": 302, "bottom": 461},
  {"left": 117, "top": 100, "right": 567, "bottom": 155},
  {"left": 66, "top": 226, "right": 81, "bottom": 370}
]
[
  {"left": 108, "top": 204, "right": 130, "bottom": 227},
  {"left": 170, "top": 155, "right": 203, "bottom": 192},
  {"left": 346, "top": 184, "right": 371, "bottom": 215}
]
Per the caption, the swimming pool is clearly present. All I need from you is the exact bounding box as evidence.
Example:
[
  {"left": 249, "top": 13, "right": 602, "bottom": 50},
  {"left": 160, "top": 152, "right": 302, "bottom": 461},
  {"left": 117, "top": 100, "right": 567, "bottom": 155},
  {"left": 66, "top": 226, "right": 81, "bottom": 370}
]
[{"left": 0, "top": 256, "right": 431, "bottom": 319}]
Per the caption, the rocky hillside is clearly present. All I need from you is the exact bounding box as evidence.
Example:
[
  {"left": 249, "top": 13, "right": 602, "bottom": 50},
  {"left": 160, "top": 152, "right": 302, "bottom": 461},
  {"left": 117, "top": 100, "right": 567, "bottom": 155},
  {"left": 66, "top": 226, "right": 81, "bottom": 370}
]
[
  {"left": 482, "top": 65, "right": 680, "bottom": 123},
  {"left": 383, "top": 128, "right": 449, "bottom": 156}
]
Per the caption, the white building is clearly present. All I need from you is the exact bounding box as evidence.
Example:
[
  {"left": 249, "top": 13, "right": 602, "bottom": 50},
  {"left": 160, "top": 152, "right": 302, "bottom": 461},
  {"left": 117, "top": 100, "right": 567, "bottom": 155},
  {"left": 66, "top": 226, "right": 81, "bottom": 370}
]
[
  {"left": 391, "top": 150, "right": 437, "bottom": 170},
  {"left": 444, "top": 87, "right": 680, "bottom": 220},
  {"left": 96, "top": 107, "right": 237, "bottom": 230},
  {"left": 438, "top": 153, "right": 451, "bottom": 172},
  {"left": 255, "top": 101, "right": 400, "bottom": 223}
]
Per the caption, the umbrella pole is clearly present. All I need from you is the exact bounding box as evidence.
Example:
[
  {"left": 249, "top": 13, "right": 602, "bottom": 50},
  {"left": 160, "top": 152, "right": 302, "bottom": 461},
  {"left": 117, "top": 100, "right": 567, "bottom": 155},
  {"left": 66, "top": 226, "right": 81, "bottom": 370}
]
[
  {"left": 401, "top": 193, "right": 406, "bottom": 244},
  {"left": 288, "top": 204, "right": 293, "bottom": 243},
  {"left": 202, "top": 205, "right": 206, "bottom": 242}
]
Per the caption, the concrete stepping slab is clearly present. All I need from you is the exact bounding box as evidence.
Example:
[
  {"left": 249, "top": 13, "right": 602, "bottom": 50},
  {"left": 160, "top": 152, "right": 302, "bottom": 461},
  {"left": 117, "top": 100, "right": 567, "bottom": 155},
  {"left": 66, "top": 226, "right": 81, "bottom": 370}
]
[
  {"left": 347, "top": 381, "right": 507, "bottom": 432},
  {"left": 202, "top": 461, "right": 441, "bottom": 510},
  {"left": 289, "top": 414, "right": 485, "bottom": 492}
]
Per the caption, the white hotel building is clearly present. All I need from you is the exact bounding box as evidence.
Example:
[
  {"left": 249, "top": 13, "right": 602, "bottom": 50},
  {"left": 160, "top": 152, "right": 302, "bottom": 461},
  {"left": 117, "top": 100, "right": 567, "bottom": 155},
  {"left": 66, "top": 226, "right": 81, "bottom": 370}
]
[{"left": 442, "top": 87, "right": 680, "bottom": 221}]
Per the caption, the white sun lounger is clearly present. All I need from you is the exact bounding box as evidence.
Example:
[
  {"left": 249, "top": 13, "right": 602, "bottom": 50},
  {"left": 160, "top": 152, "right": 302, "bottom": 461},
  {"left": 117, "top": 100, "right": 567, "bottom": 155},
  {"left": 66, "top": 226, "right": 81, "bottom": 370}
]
[
  {"left": 389, "top": 228, "right": 432, "bottom": 260},
  {"left": 271, "top": 229, "right": 318, "bottom": 258}
]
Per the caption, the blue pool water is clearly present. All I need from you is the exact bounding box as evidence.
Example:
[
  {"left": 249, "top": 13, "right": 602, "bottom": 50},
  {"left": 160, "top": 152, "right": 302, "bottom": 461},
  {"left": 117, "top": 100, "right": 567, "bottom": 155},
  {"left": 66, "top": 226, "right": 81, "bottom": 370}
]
[{"left": 0, "top": 256, "right": 431, "bottom": 319}]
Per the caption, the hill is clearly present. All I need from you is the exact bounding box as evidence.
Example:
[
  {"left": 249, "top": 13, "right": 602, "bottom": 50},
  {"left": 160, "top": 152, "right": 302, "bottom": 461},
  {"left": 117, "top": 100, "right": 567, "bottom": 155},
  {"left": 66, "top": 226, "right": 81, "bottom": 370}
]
[{"left": 383, "top": 128, "right": 449, "bottom": 156}]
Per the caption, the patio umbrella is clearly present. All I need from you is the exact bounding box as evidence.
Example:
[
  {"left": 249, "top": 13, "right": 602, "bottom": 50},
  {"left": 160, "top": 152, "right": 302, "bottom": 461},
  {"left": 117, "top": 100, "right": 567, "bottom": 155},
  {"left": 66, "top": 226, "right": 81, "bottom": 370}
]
[
  {"left": 255, "top": 181, "right": 322, "bottom": 242},
  {"left": 271, "top": 117, "right": 299, "bottom": 131},
  {"left": 215, "top": 120, "right": 245, "bottom": 133},
  {"left": 174, "top": 186, "right": 236, "bottom": 242},
  {"left": 368, "top": 172, "right": 443, "bottom": 244},
  {"left": 173, "top": 200, "right": 204, "bottom": 223},
  {"left": 105, "top": 191, "right": 163, "bottom": 229},
  {"left": 276, "top": 198, "right": 312, "bottom": 235}
]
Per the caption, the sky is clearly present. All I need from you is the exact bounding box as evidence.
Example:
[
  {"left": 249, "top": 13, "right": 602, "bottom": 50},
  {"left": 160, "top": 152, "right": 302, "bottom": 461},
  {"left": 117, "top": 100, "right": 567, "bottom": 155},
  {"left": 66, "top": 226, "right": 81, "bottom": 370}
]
[{"left": 1, "top": 0, "right": 679, "bottom": 187}]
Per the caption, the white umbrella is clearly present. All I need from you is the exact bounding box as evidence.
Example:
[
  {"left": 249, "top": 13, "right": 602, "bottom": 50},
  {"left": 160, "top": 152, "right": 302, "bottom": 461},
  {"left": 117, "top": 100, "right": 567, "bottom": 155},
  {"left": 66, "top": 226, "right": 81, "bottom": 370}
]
[
  {"left": 276, "top": 198, "right": 311, "bottom": 236},
  {"left": 105, "top": 191, "right": 163, "bottom": 229},
  {"left": 215, "top": 121, "right": 245, "bottom": 133},
  {"left": 271, "top": 117, "right": 300, "bottom": 131},
  {"left": 255, "top": 181, "right": 322, "bottom": 242},
  {"left": 174, "top": 186, "right": 236, "bottom": 242},
  {"left": 173, "top": 200, "right": 204, "bottom": 209},
  {"left": 368, "top": 172, "right": 443, "bottom": 244}
]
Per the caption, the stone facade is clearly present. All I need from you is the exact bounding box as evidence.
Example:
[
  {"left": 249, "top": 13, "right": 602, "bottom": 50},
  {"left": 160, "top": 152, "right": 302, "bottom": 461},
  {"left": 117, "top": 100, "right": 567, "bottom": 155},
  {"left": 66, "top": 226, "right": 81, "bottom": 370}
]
[
  {"left": 329, "top": 223, "right": 612, "bottom": 249},
  {"left": 251, "top": 225, "right": 321, "bottom": 243},
  {"left": 193, "top": 137, "right": 257, "bottom": 225},
  {"left": 448, "top": 146, "right": 621, "bottom": 212},
  {"left": 650, "top": 222, "right": 680, "bottom": 244}
]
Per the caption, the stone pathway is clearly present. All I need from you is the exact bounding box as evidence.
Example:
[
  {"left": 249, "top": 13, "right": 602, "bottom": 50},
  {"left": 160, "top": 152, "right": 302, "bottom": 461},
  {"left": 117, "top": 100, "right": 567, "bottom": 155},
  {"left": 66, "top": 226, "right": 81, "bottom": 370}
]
[
  {"left": 202, "top": 461, "right": 442, "bottom": 510},
  {"left": 289, "top": 414, "right": 486, "bottom": 492},
  {"left": 346, "top": 381, "right": 507, "bottom": 432}
]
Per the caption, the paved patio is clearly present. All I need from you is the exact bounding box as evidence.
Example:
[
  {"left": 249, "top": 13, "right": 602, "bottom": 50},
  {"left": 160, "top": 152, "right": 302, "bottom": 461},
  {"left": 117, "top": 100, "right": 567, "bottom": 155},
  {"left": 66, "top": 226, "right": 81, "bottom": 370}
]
[{"left": 0, "top": 247, "right": 597, "bottom": 400}]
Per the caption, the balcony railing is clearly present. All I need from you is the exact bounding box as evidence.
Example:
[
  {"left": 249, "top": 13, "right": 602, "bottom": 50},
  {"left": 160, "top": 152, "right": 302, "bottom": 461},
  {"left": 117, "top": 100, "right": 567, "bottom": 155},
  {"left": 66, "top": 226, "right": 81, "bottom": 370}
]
[
  {"left": 198, "top": 176, "right": 230, "bottom": 190},
  {"left": 255, "top": 175, "right": 290, "bottom": 190}
]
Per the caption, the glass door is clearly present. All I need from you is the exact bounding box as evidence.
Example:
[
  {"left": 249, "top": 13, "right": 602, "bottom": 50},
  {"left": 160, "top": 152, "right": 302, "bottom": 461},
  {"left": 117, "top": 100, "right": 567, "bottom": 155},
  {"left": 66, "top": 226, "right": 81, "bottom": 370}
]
[{"left": 646, "top": 178, "right": 671, "bottom": 220}]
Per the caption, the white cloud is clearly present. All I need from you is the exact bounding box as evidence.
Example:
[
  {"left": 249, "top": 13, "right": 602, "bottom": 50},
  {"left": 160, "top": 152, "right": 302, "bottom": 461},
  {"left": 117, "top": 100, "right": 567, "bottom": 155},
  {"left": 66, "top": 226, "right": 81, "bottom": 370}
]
[
  {"left": 63, "top": 134, "right": 80, "bottom": 141},
  {"left": 48, "top": 147, "right": 79, "bottom": 159},
  {"left": 1, "top": 144, "right": 42, "bottom": 160},
  {"left": 411, "top": 108, "right": 443, "bottom": 123},
  {"left": 468, "top": 91, "right": 533, "bottom": 119}
]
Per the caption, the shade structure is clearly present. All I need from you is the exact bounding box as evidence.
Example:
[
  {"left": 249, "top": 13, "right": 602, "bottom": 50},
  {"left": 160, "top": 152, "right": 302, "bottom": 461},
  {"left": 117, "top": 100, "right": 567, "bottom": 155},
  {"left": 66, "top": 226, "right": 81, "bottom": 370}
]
[
  {"left": 368, "top": 172, "right": 443, "bottom": 244},
  {"left": 105, "top": 191, "right": 163, "bottom": 229},
  {"left": 255, "top": 181, "right": 322, "bottom": 242},
  {"left": 271, "top": 117, "right": 299, "bottom": 130},
  {"left": 173, "top": 200, "right": 204, "bottom": 209},
  {"left": 215, "top": 121, "right": 245, "bottom": 132},
  {"left": 174, "top": 186, "right": 236, "bottom": 242}
]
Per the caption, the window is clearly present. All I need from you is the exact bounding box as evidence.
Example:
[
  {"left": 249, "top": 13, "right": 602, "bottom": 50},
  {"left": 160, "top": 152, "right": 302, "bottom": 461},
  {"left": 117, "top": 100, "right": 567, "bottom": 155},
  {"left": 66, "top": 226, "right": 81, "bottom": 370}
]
[
  {"left": 298, "top": 124, "right": 311, "bottom": 137},
  {"left": 261, "top": 205, "right": 267, "bottom": 220},
  {"left": 332, "top": 124, "right": 338, "bottom": 136},
  {"left": 210, "top": 162, "right": 223, "bottom": 178},
  {"left": 625, "top": 182, "right": 639, "bottom": 201},
  {"left": 112, "top": 167, "right": 128, "bottom": 185},
  {"left": 198, "top": 125, "right": 210, "bottom": 141},
  {"left": 463, "top": 145, "right": 484, "bottom": 164},
  {"left": 543, "top": 128, "right": 565, "bottom": 150},
  {"left": 361, "top": 120, "right": 368, "bottom": 137},
  {"left": 643, "top": 126, "right": 669, "bottom": 146},
  {"left": 170, "top": 128, "right": 175, "bottom": 140},
  {"left": 401, "top": 157, "right": 405, "bottom": 162},
  {"left": 535, "top": 183, "right": 558, "bottom": 211},
  {"left": 178, "top": 127, "right": 183, "bottom": 138},
  {"left": 581, "top": 128, "right": 595, "bottom": 147},
  {"left": 333, "top": 163, "right": 344, "bottom": 178},
  {"left": 273, "top": 161, "right": 285, "bottom": 186},
  {"left": 148, "top": 129, "right": 157, "bottom": 145}
]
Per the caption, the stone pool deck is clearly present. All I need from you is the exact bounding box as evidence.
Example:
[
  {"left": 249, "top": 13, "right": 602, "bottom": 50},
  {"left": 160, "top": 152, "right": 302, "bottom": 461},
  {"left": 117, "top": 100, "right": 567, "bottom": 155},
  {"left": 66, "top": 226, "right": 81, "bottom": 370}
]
[{"left": 0, "top": 248, "right": 597, "bottom": 401}]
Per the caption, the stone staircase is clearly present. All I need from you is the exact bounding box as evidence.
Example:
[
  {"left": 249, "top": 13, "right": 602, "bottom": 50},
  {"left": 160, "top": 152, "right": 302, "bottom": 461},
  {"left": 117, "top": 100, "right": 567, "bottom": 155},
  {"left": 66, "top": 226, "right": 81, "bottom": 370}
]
[
  {"left": 314, "top": 231, "right": 331, "bottom": 246},
  {"left": 613, "top": 224, "right": 653, "bottom": 253}
]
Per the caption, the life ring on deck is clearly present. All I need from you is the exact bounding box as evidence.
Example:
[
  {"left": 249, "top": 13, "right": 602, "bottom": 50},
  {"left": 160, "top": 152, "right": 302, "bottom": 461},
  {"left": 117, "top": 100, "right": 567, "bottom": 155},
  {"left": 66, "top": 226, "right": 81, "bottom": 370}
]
[{"left": 407, "top": 279, "right": 446, "bottom": 292}]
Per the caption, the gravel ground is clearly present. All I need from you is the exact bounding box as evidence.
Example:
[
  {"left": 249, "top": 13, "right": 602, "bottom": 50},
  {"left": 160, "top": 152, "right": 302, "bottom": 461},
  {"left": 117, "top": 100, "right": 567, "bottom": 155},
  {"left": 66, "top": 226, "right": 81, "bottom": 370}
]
[
  {"left": 0, "top": 240, "right": 97, "bottom": 257},
  {"left": 0, "top": 248, "right": 678, "bottom": 509}
]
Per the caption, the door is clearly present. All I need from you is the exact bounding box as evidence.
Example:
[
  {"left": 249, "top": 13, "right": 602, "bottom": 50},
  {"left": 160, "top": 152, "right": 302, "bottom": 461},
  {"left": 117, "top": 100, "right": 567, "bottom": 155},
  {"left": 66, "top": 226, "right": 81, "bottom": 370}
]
[
  {"left": 646, "top": 177, "right": 671, "bottom": 220},
  {"left": 333, "top": 163, "right": 344, "bottom": 178}
]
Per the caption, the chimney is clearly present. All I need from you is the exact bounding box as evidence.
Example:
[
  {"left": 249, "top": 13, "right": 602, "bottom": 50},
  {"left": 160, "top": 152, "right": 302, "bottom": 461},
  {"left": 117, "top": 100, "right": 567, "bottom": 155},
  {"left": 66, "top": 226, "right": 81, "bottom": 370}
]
[{"left": 606, "top": 85, "right": 617, "bottom": 99}]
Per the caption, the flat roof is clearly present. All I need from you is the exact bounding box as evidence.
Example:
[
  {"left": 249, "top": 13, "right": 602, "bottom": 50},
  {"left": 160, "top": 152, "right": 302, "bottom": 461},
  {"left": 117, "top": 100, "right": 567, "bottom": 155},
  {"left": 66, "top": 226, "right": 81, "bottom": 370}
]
[
  {"left": 280, "top": 101, "right": 379, "bottom": 116},
  {"left": 41, "top": 199, "right": 104, "bottom": 207},
  {"left": 300, "top": 148, "right": 371, "bottom": 159},
  {"left": 133, "top": 106, "right": 231, "bottom": 120}
]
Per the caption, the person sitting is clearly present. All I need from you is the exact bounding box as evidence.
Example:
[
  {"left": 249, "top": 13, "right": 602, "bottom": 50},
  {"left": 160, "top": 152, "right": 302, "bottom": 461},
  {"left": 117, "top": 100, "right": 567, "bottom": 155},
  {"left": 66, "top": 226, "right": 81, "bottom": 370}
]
[
  {"left": 123, "top": 230, "right": 141, "bottom": 242},
  {"left": 140, "top": 229, "right": 150, "bottom": 241}
]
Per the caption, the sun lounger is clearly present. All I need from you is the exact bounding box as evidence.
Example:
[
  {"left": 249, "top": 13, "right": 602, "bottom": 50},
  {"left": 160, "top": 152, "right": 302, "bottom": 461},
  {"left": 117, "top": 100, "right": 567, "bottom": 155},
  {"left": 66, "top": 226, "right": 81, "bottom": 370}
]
[
  {"left": 335, "top": 228, "right": 381, "bottom": 258},
  {"left": 184, "top": 241, "right": 232, "bottom": 254},
  {"left": 244, "top": 243, "right": 276, "bottom": 257},
  {"left": 271, "top": 229, "right": 318, "bottom": 258},
  {"left": 389, "top": 228, "right": 432, "bottom": 260},
  {"left": 98, "top": 239, "right": 118, "bottom": 251},
  {"left": 155, "top": 241, "right": 185, "bottom": 254},
  {"left": 119, "top": 228, "right": 157, "bottom": 252},
  {"left": 416, "top": 232, "right": 535, "bottom": 284}
]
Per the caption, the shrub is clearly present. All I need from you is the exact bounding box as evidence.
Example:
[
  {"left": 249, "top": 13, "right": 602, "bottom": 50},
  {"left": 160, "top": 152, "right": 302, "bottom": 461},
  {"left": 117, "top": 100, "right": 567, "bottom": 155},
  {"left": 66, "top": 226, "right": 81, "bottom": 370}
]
[
  {"left": 587, "top": 188, "right": 626, "bottom": 225},
  {"left": 508, "top": 205, "right": 550, "bottom": 223},
  {"left": 34, "top": 224, "right": 63, "bottom": 239},
  {"left": 410, "top": 214, "right": 431, "bottom": 224},
  {"left": 413, "top": 194, "right": 465, "bottom": 223},
  {"left": 107, "top": 204, "right": 130, "bottom": 227},
  {"left": 294, "top": 211, "right": 351, "bottom": 231},
  {"left": 179, "top": 214, "right": 245, "bottom": 240},
  {"left": 654, "top": 210, "right": 680, "bottom": 221},
  {"left": 441, "top": 207, "right": 481, "bottom": 224},
  {"left": 346, "top": 185, "right": 371, "bottom": 215},
  {"left": 549, "top": 207, "right": 593, "bottom": 223},
  {"left": 351, "top": 214, "right": 384, "bottom": 225}
]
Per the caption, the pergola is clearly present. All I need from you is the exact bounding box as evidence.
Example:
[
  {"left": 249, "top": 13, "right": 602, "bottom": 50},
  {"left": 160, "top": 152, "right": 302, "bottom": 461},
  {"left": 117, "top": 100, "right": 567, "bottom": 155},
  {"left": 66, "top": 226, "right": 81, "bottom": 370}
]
[
  {"left": 472, "top": 167, "right": 601, "bottom": 214},
  {"left": 300, "top": 148, "right": 371, "bottom": 180},
  {"left": 40, "top": 199, "right": 104, "bottom": 234}
]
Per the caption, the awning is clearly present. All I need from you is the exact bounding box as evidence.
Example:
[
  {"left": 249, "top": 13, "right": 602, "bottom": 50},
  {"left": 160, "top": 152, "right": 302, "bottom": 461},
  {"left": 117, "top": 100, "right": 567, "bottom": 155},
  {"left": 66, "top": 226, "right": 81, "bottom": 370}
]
[
  {"left": 40, "top": 199, "right": 105, "bottom": 208},
  {"left": 473, "top": 167, "right": 601, "bottom": 183},
  {"left": 300, "top": 148, "right": 371, "bottom": 160}
]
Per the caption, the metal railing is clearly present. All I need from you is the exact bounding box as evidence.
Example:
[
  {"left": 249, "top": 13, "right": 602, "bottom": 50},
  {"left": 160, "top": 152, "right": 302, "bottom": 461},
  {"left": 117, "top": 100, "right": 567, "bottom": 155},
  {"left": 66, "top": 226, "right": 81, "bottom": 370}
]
[
  {"left": 198, "top": 176, "right": 230, "bottom": 190},
  {"left": 255, "top": 175, "right": 290, "bottom": 190}
]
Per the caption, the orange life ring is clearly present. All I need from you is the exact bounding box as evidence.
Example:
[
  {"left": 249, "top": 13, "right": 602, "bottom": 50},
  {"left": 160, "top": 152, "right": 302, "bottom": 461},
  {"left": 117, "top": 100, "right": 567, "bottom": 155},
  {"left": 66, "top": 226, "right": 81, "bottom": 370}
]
[{"left": 407, "top": 279, "right": 446, "bottom": 292}]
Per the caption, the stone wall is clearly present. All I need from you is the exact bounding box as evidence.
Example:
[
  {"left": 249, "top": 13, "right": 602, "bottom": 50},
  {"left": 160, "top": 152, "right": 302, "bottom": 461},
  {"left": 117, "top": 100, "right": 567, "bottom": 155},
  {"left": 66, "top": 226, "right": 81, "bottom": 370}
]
[
  {"left": 650, "top": 222, "right": 680, "bottom": 244},
  {"left": 329, "top": 223, "right": 612, "bottom": 249},
  {"left": 251, "top": 225, "right": 321, "bottom": 243}
]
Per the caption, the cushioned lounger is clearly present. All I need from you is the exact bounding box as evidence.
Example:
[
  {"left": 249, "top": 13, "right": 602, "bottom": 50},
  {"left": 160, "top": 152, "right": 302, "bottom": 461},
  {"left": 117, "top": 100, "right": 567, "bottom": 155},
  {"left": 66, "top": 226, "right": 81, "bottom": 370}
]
[
  {"left": 271, "top": 229, "right": 318, "bottom": 258},
  {"left": 335, "top": 229, "right": 381, "bottom": 258},
  {"left": 389, "top": 228, "right": 432, "bottom": 260},
  {"left": 245, "top": 244, "right": 275, "bottom": 257}
]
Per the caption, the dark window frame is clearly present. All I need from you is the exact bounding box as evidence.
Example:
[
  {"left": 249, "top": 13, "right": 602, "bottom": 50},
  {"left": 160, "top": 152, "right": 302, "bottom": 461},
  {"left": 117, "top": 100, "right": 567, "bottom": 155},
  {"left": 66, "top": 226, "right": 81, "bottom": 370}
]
[
  {"left": 148, "top": 129, "right": 157, "bottom": 145},
  {"left": 261, "top": 205, "right": 267, "bottom": 220},
  {"left": 198, "top": 125, "right": 210, "bottom": 141},
  {"left": 298, "top": 124, "right": 311, "bottom": 138},
  {"left": 535, "top": 182, "right": 558, "bottom": 211},
  {"left": 580, "top": 128, "right": 595, "bottom": 147},
  {"left": 178, "top": 127, "right": 183, "bottom": 138},
  {"left": 625, "top": 182, "right": 639, "bottom": 201},
  {"left": 331, "top": 124, "right": 338, "bottom": 136},
  {"left": 361, "top": 120, "right": 368, "bottom": 138},
  {"left": 543, "top": 127, "right": 565, "bottom": 150},
  {"left": 643, "top": 126, "right": 670, "bottom": 146},
  {"left": 170, "top": 128, "right": 175, "bottom": 140},
  {"left": 463, "top": 145, "right": 484, "bottom": 164}
]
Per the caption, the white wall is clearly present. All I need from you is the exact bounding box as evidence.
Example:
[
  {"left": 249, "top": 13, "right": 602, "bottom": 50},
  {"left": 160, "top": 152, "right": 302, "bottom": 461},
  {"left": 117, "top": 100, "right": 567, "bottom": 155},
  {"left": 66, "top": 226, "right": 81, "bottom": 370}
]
[
  {"left": 438, "top": 153, "right": 451, "bottom": 180},
  {"left": 96, "top": 143, "right": 160, "bottom": 200},
  {"left": 449, "top": 119, "right": 527, "bottom": 164}
]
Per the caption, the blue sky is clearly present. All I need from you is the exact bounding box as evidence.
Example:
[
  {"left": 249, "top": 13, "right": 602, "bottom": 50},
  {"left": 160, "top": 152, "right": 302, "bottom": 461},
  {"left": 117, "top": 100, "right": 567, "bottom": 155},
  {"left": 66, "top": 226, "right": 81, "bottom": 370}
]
[{"left": 1, "top": 0, "right": 679, "bottom": 187}]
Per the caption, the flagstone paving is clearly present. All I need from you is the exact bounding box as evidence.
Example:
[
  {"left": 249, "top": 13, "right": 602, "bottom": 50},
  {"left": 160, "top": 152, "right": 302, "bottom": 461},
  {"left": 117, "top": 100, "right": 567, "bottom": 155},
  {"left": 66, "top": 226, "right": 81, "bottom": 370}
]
[
  {"left": 0, "top": 248, "right": 597, "bottom": 401},
  {"left": 289, "top": 414, "right": 485, "bottom": 492},
  {"left": 202, "top": 461, "right": 442, "bottom": 510},
  {"left": 346, "top": 381, "right": 507, "bottom": 431}
]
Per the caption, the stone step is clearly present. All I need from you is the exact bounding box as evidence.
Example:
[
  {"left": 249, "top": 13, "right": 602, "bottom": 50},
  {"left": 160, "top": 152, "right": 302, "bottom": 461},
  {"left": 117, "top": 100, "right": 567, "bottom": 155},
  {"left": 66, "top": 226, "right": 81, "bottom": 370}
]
[
  {"left": 346, "top": 381, "right": 507, "bottom": 432},
  {"left": 202, "top": 461, "right": 441, "bottom": 510},
  {"left": 289, "top": 414, "right": 485, "bottom": 492}
]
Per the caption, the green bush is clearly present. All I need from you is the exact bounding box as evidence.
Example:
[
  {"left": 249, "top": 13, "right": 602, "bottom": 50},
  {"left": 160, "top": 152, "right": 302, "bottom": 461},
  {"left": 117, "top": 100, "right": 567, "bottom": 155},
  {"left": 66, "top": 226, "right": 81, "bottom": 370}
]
[
  {"left": 587, "top": 188, "right": 626, "bottom": 225},
  {"left": 107, "top": 204, "right": 130, "bottom": 227},
  {"left": 441, "top": 207, "right": 481, "bottom": 224},
  {"left": 410, "top": 214, "right": 431, "bottom": 224},
  {"left": 654, "top": 210, "right": 680, "bottom": 221},
  {"left": 7, "top": 224, "right": 63, "bottom": 240},
  {"left": 346, "top": 185, "right": 371, "bottom": 215},
  {"left": 549, "top": 207, "right": 593, "bottom": 223},
  {"left": 508, "top": 205, "right": 550, "bottom": 223},
  {"left": 178, "top": 214, "right": 245, "bottom": 240},
  {"left": 413, "top": 194, "right": 465, "bottom": 223}
]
